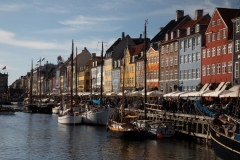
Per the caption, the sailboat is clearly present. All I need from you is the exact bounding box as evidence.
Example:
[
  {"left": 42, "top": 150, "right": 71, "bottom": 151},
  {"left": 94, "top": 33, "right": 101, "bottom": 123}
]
[
  {"left": 107, "top": 43, "right": 145, "bottom": 139},
  {"left": 58, "top": 40, "right": 82, "bottom": 125},
  {"left": 82, "top": 41, "right": 110, "bottom": 126},
  {"left": 138, "top": 20, "right": 175, "bottom": 138},
  {"left": 23, "top": 59, "right": 38, "bottom": 113}
]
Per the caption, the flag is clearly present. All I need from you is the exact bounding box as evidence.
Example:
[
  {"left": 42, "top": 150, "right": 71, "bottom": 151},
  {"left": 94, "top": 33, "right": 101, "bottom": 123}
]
[
  {"left": 37, "top": 58, "right": 41, "bottom": 63},
  {"left": 42, "top": 58, "right": 45, "bottom": 61},
  {"left": 2, "top": 66, "right": 6, "bottom": 70},
  {"left": 35, "top": 64, "right": 39, "bottom": 67}
]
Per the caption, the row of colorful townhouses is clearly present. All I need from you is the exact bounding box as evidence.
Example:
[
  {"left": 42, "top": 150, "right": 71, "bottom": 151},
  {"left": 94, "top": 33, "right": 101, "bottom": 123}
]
[{"left": 9, "top": 7, "right": 240, "bottom": 96}]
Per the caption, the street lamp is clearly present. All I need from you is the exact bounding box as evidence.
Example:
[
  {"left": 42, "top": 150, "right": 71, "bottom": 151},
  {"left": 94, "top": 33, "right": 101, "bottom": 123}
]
[{"left": 180, "top": 81, "right": 183, "bottom": 92}]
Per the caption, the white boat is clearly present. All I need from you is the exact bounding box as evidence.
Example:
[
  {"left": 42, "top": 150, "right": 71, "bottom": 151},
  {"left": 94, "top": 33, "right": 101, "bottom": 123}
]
[
  {"left": 52, "top": 106, "right": 60, "bottom": 114},
  {"left": 82, "top": 104, "right": 110, "bottom": 125},
  {"left": 58, "top": 40, "right": 82, "bottom": 125}
]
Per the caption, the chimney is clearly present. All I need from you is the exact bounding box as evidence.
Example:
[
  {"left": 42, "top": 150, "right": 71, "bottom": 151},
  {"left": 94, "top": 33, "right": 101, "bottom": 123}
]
[
  {"left": 194, "top": 9, "right": 203, "bottom": 20},
  {"left": 122, "top": 32, "right": 125, "bottom": 40},
  {"left": 139, "top": 34, "right": 142, "bottom": 42},
  {"left": 91, "top": 53, "right": 96, "bottom": 59},
  {"left": 175, "top": 10, "right": 184, "bottom": 22},
  {"left": 159, "top": 27, "right": 163, "bottom": 32}
]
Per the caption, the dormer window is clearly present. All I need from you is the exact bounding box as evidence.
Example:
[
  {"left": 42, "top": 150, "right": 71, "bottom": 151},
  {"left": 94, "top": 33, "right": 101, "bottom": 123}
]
[
  {"left": 141, "top": 51, "right": 143, "bottom": 57},
  {"left": 187, "top": 27, "right": 190, "bottom": 35},
  {"left": 92, "top": 62, "right": 95, "bottom": 67},
  {"left": 171, "top": 32, "right": 174, "bottom": 39},
  {"left": 165, "top": 33, "right": 168, "bottom": 41},
  {"left": 114, "top": 61, "right": 117, "bottom": 68},
  {"left": 177, "top": 29, "right": 180, "bottom": 37},
  {"left": 212, "top": 21, "right": 216, "bottom": 26},
  {"left": 118, "top": 60, "right": 120, "bottom": 67},
  {"left": 95, "top": 61, "right": 97, "bottom": 66},
  {"left": 195, "top": 24, "right": 199, "bottom": 33},
  {"left": 132, "top": 56, "right": 135, "bottom": 62}
]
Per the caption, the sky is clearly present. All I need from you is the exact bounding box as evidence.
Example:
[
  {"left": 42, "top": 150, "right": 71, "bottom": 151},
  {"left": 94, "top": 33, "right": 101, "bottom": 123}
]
[{"left": 0, "top": 0, "right": 238, "bottom": 85}]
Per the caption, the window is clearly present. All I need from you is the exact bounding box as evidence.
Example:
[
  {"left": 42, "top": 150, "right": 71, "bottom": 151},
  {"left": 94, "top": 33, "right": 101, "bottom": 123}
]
[
  {"left": 236, "top": 22, "right": 240, "bottom": 33},
  {"left": 161, "top": 59, "right": 164, "bottom": 67},
  {"left": 188, "top": 54, "right": 192, "bottom": 63},
  {"left": 171, "top": 32, "right": 174, "bottom": 39},
  {"left": 212, "top": 33, "right": 215, "bottom": 41},
  {"left": 188, "top": 69, "right": 192, "bottom": 79},
  {"left": 192, "top": 69, "right": 196, "bottom": 79},
  {"left": 196, "top": 68, "right": 200, "bottom": 78},
  {"left": 184, "top": 55, "right": 188, "bottom": 63},
  {"left": 207, "top": 65, "right": 210, "bottom": 75},
  {"left": 175, "top": 42, "right": 178, "bottom": 51},
  {"left": 207, "top": 34, "right": 210, "bottom": 42},
  {"left": 192, "top": 38, "right": 195, "bottom": 50},
  {"left": 222, "top": 45, "right": 226, "bottom": 54},
  {"left": 217, "top": 63, "right": 221, "bottom": 74},
  {"left": 170, "top": 71, "right": 173, "bottom": 80},
  {"left": 223, "top": 30, "right": 226, "bottom": 39},
  {"left": 166, "top": 45, "right": 169, "bottom": 53},
  {"left": 197, "top": 52, "right": 200, "bottom": 61},
  {"left": 174, "top": 56, "right": 177, "bottom": 65},
  {"left": 161, "top": 72, "right": 164, "bottom": 81},
  {"left": 165, "top": 71, "right": 168, "bottom": 80},
  {"left": 228, "top": 61, "right": 232, "bottom": 73},
  {"left": 217, "top": 19, "right": 221, "bottom": 25},
  {"left": 195, "top": 24, "right": 199, "bottom": 33},
  {"left": 180, "top": 41, "right": 184, "bottom": 50},
  {"left": 212, "top": 64, "right": 215, "bottom": 75},
  {"left": 170, "top": 43, "right": 173, "bottom": 52},
  {"left": 192, "top": 53, "right": 196, "bottom": 62},
  {"left": 170, "top": 57, "right": 173, "bottom": 66},
  {"left": 184, "top": 40, "right": 187, "bottom": 51},
  {"left": 207, "top": 49, "right": 210, "bottom": 57},
  {"left": 197, "top": 36, "right": 200, "bottom": 45},
  {"left": 217, "top": 31, "right": 220, "bottom": 40},
  {"left": 165, "top": 33, "right": 168, "bottom": 41},
  {"left": 165, "top": 58, "right": 168, "bottom": 67},
  {"left": 184, "top": 70, "right": 187, "bottom": 80},
  {"left": 212, "top": 47, "right": 215, "bottom": 57},
  {"left": 217, "top": 46, "right": 221, "bottom": 55},
  {"left": 202, "top": 50, "right": 206, "bottom": 58},
  {"left": 202, "top": 66, "right": 206, "bottom": 76},
  {"left": 235, "top": 62, "right": 239, "bottom": 78},
  {"left": 222, "top": 62, "right": 226, "bottom": 74},
  {"left": 228, "top": 44, "right": 232, "bottom": 53},
  {"left": 188, "top": 39, "right": 192, "bottom": 48},
  {"left": 212, "top": 21, "right": 216, "bottom": 26},
  {"left": 161, "top": 46, "right": 164, "bottom": 54},
  {"left": 187, "top": 27, "right": 190, "bottom": 35},
  {"left": 180, "top": 71, "right": 184, "bottom": 80},
  {"left": 174, "top": 70, "right": 178, "bottom": 79},
  {"left": 180, "top": 56, "right": 184, "bottom": 64},
  {"left": 236, "top": 40, "right": 240, "bottom": 52}
]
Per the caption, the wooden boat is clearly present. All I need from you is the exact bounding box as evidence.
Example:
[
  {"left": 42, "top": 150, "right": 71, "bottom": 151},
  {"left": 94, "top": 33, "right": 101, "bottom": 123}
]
[
  {"left": 58, "top": 40, "right": 82, "bottom": 125},
  {"left": 210, "top": 114, "right": 240, "bottom": 160},
  {"left": 0, "top": 105, "right": 15, "bottom": 115}
]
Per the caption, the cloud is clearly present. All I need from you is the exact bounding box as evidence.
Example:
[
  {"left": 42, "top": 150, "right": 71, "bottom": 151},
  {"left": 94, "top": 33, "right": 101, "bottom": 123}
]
[
  {"left": 0, "top": 29, "right": 68, "bottom": 50},
  {"left": 0, "top": 3, "right": 29, "bottom": 11},
  {"left": 58, "top": 15, "right": 127, "bottom": 28},
  {"left": 37, "top": 6, "right": 70, "bottom": 14}
]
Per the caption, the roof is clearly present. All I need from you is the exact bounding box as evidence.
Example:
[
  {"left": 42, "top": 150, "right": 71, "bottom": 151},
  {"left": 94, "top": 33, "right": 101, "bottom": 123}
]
[
  {"left": 86, "top": 56, "right": 101, "bottom": 65},
  {"left": 217, "top": 8, "right": 240, "bottom": 29},
  {"left": 150, "top": 15, "right": 190, "bottom": 43},
  {"left": 128, "top": 43, "right": 144, "bottom": 56}
]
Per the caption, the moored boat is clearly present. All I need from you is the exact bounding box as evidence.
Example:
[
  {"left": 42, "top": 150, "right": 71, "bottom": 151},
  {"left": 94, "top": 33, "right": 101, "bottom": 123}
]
[
  {"left": 210, "top": 114, "right": 240, "bottom": 160},
  {"left": 0, "top": 105, "right": 15, "bottom": 115},
  {"left": 23, "top": 104, "right": 38, "bottom": 113}
]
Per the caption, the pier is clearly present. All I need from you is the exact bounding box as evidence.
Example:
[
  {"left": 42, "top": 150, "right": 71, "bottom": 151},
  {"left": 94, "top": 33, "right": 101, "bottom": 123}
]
[{"left": 137, "top": 104, "right": 213, "bottom": 142}]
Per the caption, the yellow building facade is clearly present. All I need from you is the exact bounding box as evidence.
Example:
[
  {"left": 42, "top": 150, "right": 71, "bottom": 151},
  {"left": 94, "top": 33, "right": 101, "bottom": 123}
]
[{"left": 104, "top": 58, "right": 112, "bottom": 92}]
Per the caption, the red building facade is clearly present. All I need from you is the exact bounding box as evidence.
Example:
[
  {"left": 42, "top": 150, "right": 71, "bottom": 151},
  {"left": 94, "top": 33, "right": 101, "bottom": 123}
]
[{"left": 201, "top": 8, "right": 240, "bottom": 84}]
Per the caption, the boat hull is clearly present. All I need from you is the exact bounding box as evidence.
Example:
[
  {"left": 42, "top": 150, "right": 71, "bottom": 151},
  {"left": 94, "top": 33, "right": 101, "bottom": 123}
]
[
  {"left": 210, "top": 126, "right": 240, "bottom": 160},
  {"left": 0, "top": 111, "right": 15, "bottom": 115},
  {"left": 107, "top": 124, "right": 145, "bottom": 139},
  {"left": 58, "top": 113, "right": 82, "bottom": 125},
  {"left": 23, "top": 104, "right": 38, "bottom": 113},
  {"left": 82, "top": 107, "right": 110, "bottom": 126},
  {"left": 52, "top": 107, "right": 60, "bottom": 114}
]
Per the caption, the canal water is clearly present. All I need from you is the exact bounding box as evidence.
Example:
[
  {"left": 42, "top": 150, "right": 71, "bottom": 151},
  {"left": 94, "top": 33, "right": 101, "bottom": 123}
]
[{"left": 0, "top": 105, "right": 216, "bottom": 160}]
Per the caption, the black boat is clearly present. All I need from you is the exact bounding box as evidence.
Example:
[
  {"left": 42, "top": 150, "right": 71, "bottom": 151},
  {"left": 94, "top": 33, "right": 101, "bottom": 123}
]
[
  {"left": 210, "top": 114, "right": 240, "bottom": 160},
  {"left": 23, "top": 104, "right": 38, "bottom": 113}
]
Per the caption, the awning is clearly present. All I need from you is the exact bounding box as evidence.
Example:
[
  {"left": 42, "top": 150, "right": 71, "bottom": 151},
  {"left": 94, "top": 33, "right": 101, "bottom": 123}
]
[
  {"left": 202, "top": 82, "right": 227, "bottom": 97},
  {"left": 219, "top": 85, "right": 240, "bottom": 98},
  {"left": 170, "top": 92, "right": 185, "bottom": 98},
  {"left": 142, "top": 90, "right": 164, "bottom": 97},
  {"left": 163, "top": 91, "right": 181, "bottom": 98},
  {"left": 179, "top": 91, "right": 201, "bottom": 97}
]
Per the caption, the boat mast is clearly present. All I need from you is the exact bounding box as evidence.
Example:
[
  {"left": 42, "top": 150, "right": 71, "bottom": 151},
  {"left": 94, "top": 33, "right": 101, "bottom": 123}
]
[
  {"left": 121, "top": 48, "right": 126, "bottom": 123},
  {"left": 75, "top": 47, "right": 78, "bottom": 107},
  {"left": 39, "top": 57, "right": 42, "bottom": 106},
  {"left": 71, "top": 40, "right": 74, "bottom": 107},
  {"left": 144, "top": 20, "right": 148, "bottom": 119},
  {"left": 30, "top": 59, "right": 33, "bottom": 104},
  {"left": 100, "top": 41, "right": 103, "bottom": 107}
]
